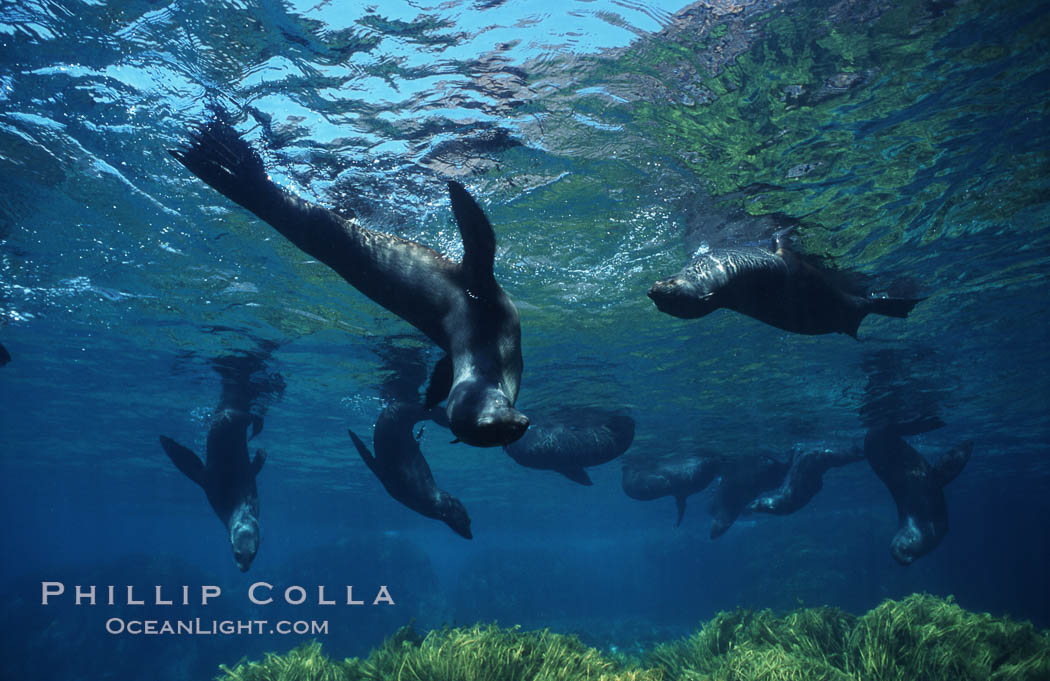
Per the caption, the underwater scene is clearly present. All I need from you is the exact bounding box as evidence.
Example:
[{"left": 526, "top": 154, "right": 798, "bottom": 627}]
[{"left": 1, "top": 0, "right": 1049, "bottom": 678}]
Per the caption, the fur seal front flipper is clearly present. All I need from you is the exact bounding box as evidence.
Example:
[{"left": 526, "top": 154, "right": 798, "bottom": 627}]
[
  {"left": 170, "top": 116, "right": 528, "bottom": 447},
  {"left": 0, "top": 342, "right": 10, "bottom": 366},
  {"left": 349, "top": 401, "right": 472, "bottom": 539},
  {"left": 864, "top": 428, "right": 973, "bottom": 565},
  {"left": 504, "top": 411, "right": 634, "bottom": 485},
  {"left": 648, "top": 241, "right": 921, "bottom": 337}
]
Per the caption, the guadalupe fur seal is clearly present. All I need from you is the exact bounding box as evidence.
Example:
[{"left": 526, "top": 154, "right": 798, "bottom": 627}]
[
  {"left": 622, "top": 453, "right": 721, "bottom": 526},
  {"left": 170, "top": 114, "right": 528, "bottom": 447},
  {"left": 504, "top": 410, "right": 635, "bottom": 485},
  {"left": 864, "top": 427, "right": 972, "bottom": 565},
  {"left": 348, "top": 401, "right": 472, "bottom": 539},
  {"left": 708, "top": 452, "right": 791, "bottom": 539},
  {"left": 159, "top": 353, "right": 282, "bottom": 571},
  {"left": 648, "top": 236, "right": 921, "bottom": 337},
  {"left": 747, "top": 447, "right": 863, "bottom": 515}
]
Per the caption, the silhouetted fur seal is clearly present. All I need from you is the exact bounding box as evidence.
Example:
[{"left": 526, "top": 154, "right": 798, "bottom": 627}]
[
  {"left": 709, "top": 452, "right": 791, "bottom": 538},
  {"left": 504, "top": 410, "right": 635, "bottom": 485},
  {"left": 648, "top": 236, "right": 920, "bottom": 337},
  {"left": 349, "top": 401, "right": 472, "bottom": 539},
  {"left": 747, "top": 447, "right": 863, "bottom": 515},
  {"left": 622, "top": 453, "right": 721, "bottom": 526},
  {"left": 170, "top": 114, "right": 527, "bottom": 447},
  {"left": 159, "top": 353, "right": 282, "bottom": 571},
  {"left": 864, "top": 427, "right": 972, "bottom": 565}
]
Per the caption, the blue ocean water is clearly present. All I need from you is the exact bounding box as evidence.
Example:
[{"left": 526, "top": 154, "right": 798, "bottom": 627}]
[{"left": 0, "top": 0, "right": 1048, "bottom": 678}]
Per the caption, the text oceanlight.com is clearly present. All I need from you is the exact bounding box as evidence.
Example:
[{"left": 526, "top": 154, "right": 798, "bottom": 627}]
[{"left": 105, "top": 618, "right": 329, "bottom": 636}]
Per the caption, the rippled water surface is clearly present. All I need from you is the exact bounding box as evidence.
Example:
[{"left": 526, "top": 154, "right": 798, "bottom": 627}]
[{"left": 1, "top": 0, "right": 1048, "bottom": 677}]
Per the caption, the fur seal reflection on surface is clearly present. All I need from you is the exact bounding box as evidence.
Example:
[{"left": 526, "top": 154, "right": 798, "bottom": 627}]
[
  {"left": 622, "top": 453, "right": 721, "bottom": 526},
  {"left": 349, "top": 401, "right": 472, "bottom": 539},
  {"left": 747, "top": 447, "right": 864, "bottom": 515},
  {"left": 648, "top": 237, "right": 921, "bottom": 337},
  {"left": 170, "top": 114, "right": 527, "bottom": 447},
  {"left": 864, "top": 427, "right": 972, "bottom": 565},
  {"left": 504, "top": 410, "right": 635, "bottom": 485}
]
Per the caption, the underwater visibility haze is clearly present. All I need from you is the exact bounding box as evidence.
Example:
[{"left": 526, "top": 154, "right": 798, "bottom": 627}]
[{"left": 1, "top": 0, "right": 1049, "bottom": 679}]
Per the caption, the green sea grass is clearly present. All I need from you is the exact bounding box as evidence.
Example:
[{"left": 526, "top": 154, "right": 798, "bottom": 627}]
[{"left": 215, "top": 595, "right": 1050, "bottom": 681}]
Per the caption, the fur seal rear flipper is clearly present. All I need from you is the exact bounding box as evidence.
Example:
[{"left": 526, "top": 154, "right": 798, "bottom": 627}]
[
  {"left": 504, "top": 411, "right": 635, "bottom": 485},
  {"left": 170, "top": 116, "right": 528, "bottom": 447},
  {"left": 349, "top": 401, "right": 472, "bottom": 539},
  {"left": 864, "top": 428, "right": 972, "bottom": 565},
  {"left": 622, "top": 453, "right": 721, "bottom": 526},
  {"left": 747, "top": 447, "right": 863, "bottom": 515},
  {"left": 0, "top": 342, "right": 9, "bottom": 366},
  {"left": 648, "top": 239, "right": 921, "bottom": 337}
]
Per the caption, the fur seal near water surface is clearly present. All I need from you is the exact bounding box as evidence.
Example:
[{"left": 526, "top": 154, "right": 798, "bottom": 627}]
[
  {"left": 349, "top": 401, "right": 472, "bottom": 539},
  {"left": 864, "top": 427, "right": 972, "bottom": 565},
  {"left": 159, "top": 353, "right": 283, "bottom": 571},
  {"left": 622, "top": 453, "right": 722, "bottom": 526},
  {"left": 747, "top": 447, "right": 864, "bottom": 515},
  {"left": 170, "top": 115, "right": 528, "bottom": 447},
  {"left": 504, "top": 410, "right": 635, "bottom": 485},
  {"left": 648, "top": 236, "right": 921, "bottom": 337}
]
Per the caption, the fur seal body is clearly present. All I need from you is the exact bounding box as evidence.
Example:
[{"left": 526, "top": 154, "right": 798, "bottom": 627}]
[
  {"left": 349, "top": 401, "right": 472, "bottom": 539},
  {"left": 504, "top": 410, "right": 635, "bottom": 485},
  {"left": 171, "top": 117, "right": 527, "bottom": 447},
  {"left": 622, "top": 453, "right": 721, "bottom": 525},
  {"left": 709, "top": 453, "right": 791, "bottom": 538},
  {"left": 864, "top": 427, "right": 972, "bottom": 565},
  {"left": 648, "top": 240, "right": 920, "bottom": 337},
  {"left": 748, "top": 447, "right": 863, "bottom": 515}
]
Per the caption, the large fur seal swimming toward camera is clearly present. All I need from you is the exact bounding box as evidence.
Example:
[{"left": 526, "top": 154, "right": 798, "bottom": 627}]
[
  {"left": 170, "top": 115, "right": 528, "bottom": 447},
  {"left": 747, "top": 447, "right": 863, "bottom": 515},
  {"left": 622, "top": 452, "right": 722, "bottom": 526},
  {"left": 648, "top": 236, "right": 920, "bottom": 337},
  {"left": 864, "top": 427, "right": 972, "bottom": 565},
  {"left": 349, "top": 401, "right": 472, "bottom": 539},
  {"left": 505, "top": 410, "right": 635, "bottom": 485},
  {"left": 159, "top": 353, "right": 281, "bottom": 571},
  {"left": 708, "top": 452, "right": 792, "bottom": 539}
]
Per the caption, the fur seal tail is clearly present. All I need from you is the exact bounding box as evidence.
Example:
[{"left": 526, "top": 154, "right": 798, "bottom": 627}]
[
  {"left": 845, "top": 296, "right": 922, "bottom": 338},
  {"left": 867, "top": 296, "right": 922, "bottom": 319},
  {"left": 674, "top": 494, "right": 687, "bottom": 527}
]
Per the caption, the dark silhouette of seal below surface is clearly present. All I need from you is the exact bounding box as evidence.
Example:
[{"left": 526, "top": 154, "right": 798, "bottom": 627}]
[
  {"left": 748, "top": 447, "right": 864, "bottom": 516},
  {"left": 648, "top": 238, "right": 921, "bottom": 337},
  {"left": 622, "top": 452, "right": 722, "bottom": 526},
  {"left": 505, "top": 410, "right": 635, "bottom": 485},
  {"left": 158, "top": 352, "right": 281, "bottom": 571},
  {"left": 864, "top": 427, "right": 972, "bottom": 565},
  {"left": 170, "top": 114, "right": 528, "bottom": 448},
  {"left": 349, "top": 401, "right": 472, "bottom": 539}
]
